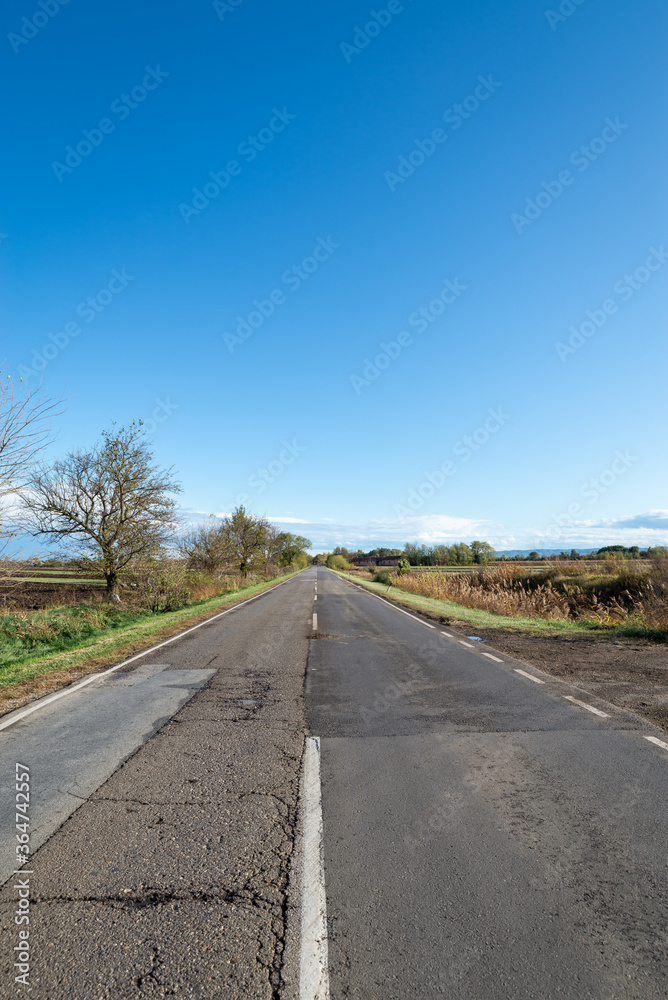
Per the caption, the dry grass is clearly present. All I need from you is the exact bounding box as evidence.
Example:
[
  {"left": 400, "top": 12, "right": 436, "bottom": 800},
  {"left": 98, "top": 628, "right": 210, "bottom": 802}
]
[{"left": 393, "top": 560, "right": 668, "bottom": 630}]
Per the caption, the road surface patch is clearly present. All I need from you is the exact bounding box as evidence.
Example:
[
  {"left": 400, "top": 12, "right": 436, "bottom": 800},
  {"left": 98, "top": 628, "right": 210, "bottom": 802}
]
[{"left": 0, "top": 575, "right": 295, "bottom": 734}]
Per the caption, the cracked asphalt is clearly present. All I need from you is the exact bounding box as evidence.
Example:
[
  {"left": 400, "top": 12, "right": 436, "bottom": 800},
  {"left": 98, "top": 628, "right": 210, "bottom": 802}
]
[
  {"left": 2, "top": 566, "right": 667, "bottom": 999},
  {"left": 0, "top": 572, "right": 313, "bottom": 999}
]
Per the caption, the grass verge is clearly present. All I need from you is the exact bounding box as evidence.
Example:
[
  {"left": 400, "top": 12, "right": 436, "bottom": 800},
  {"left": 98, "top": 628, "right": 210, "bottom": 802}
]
[{"left": 0, "top": 572, "right": 299, "bottom": 714}]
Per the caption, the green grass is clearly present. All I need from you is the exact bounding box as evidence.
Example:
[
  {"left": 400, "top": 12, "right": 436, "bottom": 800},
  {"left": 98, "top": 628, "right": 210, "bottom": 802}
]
[
  {"left": 0, "top": 572, "right": 300, "bottom": 690},
  {"left": 335, "top": 572, "right": 606, "bottom": 634}
]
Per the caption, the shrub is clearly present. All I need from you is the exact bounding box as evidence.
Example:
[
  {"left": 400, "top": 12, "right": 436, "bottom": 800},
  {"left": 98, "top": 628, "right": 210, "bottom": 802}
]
[
  {"left": 374, "top": 570, "right": 393, "bottom": 585},
  {"left": 327, "top": 554, "right": 349, "bottom": 571},
  {"left": 123, "top": 560, "right": 191, "bottom": 613}
]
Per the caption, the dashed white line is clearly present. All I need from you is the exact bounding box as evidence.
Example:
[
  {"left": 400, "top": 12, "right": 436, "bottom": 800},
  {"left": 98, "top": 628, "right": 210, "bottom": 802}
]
[
  {"left": 314, "top": 595, "right": 318, "bottom": 601},
  {"left": 312, "top": 613, "right": 318, "bottom": 631},
  {"left": 514, "top": 668, "right": 545, "bottom": 684},
  {"left": 299, "top": 736, "right": 331, "bottom": 1000},
  {"left": 459, "top": 641, "right": 475, "bottom": 648},
  {"left": 644, "top": 735, "right": 668, "bottom": 752},
  {"left": 563, "top": 695, "right": 610, "bottom": 718},
  {"left": 440, "top": 631, "right": 453, "bottom": 637},
  {"left": 481, "top": 652, "right": 503, "bottom": 663}
]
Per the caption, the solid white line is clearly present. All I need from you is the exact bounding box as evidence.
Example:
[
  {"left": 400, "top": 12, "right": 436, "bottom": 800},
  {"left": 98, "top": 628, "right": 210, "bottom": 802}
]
[
  {"left": 644, "top": 736, "right": 668, "bottom": 752},
  {"left": 459, "top": 641, "right": 475, "bottom": 648},
  {"left": 0, "top": 574, "right": 298, "bottom": 735},
  {"left": 481, "top": 652, "right": 503, "bottom": 663},
  {"left": 299, "top": 736, "right": 330, "bottom": 1000},
  {"left": 312, "top": 613, "right": 318, "bottom": 631},
  {"left": 514, "top": 668, "right": 545, "bottom": 685},
  {"left": 563, "top": 695, "right": 610, "bottom": 718}
]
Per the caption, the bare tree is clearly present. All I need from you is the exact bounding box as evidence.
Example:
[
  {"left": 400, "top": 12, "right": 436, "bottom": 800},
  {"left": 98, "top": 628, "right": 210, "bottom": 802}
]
[
  {"left": 20, "top": 423, "right": 181, "bottom": 595},
  {"left": 0, "top": 371, "right": 63, "bottom": 555},
  {"left": 180, "top": 518, "right": 227, "bottom": 574}
]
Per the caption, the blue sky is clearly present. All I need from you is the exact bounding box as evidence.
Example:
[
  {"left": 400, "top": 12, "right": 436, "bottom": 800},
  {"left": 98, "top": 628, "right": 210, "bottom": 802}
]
[{"left": 2, "top": 0, "right": 666, "bottom": 552}]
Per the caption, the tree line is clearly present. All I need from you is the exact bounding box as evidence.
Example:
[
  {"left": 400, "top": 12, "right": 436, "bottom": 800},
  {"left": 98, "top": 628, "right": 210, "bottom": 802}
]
[{"left": 0, "top": 389, "right": 310, "bottom": 594}]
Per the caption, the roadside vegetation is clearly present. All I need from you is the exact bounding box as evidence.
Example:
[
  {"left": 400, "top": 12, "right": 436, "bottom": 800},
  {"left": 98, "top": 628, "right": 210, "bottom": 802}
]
[{"left": 344, "top": 560, "right": 668, "bottom": 640}]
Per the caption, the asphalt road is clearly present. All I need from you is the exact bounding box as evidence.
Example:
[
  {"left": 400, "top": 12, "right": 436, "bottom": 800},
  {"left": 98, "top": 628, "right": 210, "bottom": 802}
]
[
  {"left": 0, "top": 573, "right": 312, "bottom": 999},
  {"left": 0, "top": 567, "right": 666, "bottom": 998},
  {"left": 308, "top": 570, "right": 668, "bottom": 1000}
]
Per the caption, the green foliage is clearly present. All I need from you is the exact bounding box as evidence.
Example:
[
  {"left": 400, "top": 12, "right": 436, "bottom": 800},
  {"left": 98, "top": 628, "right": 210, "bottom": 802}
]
[
  {"left": 327, "top": 554, "right": 349, "bottom": 571},
  {"left": 396, "top": 558, "right": 411, "bottom": 576},
  {"left": 276, "top": 532, "right": 312, "bottom": 567},
  {"left": 373, "top": 570, "right": 392, "bottom": 585}
]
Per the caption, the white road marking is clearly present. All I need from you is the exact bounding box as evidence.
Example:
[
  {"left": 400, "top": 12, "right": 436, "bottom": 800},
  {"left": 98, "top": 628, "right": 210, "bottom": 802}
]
[
  {"left": 299, "top": 736, "right": 331, "bottom": 1000},
  {"left": 459, "top": 641, "right": 475, "bottom": 648},
  {"left": 0, "top": 574, "right": 299, "bottom": 734},
  {"left": 481, "top": 652, "right": 503, "bottom": 663},
  {"left": 563, "top": 695, "right": 610, "bottom": 718},
  {"left": 440, "top": 631, "right": 453, "bottom": 637},
  {"left": 312, "top": 613, "right": 318, "bottom": 631},
  {"left": 514, "top": 668, "right": 545, "bottom": 684},
  {"left": 644, "top": 736, "right": 668, "bottom": 752},
  {"left": 314, "top": 595, "right": 318, "bottom": 601}
]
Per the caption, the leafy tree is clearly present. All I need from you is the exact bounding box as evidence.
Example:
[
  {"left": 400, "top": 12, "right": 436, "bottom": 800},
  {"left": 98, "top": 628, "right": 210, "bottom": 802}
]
[
  {"left": 470, "top": 540, "right": 495, "bottom": 565},
  {"left": 219, "top": 505, "right": 269, "bottom": 576},
  {"left": 21, "top": 423, "right": 181, "bottom": 594},
  {"left": 396, "top": 558, "right": 411, "bottom": 576},
  {"left": 276, "top": 532, "right": 312, "bottom": 567}
]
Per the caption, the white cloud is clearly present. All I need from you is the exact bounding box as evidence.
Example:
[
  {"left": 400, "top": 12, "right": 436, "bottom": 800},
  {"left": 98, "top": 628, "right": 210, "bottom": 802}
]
[{"left": 268, "top": 516, "right": 310, "bottom": 524}]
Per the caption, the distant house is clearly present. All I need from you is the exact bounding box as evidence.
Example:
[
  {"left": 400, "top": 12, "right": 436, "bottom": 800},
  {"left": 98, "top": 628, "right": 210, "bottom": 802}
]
[{"left": 351, "top": 555, "right": 400, "bottom": 568}]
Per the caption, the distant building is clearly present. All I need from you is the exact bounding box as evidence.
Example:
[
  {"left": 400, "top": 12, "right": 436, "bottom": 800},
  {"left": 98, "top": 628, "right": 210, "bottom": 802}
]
[{"left": 351, "top": 555, "right": 400, "bottom": 568}]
